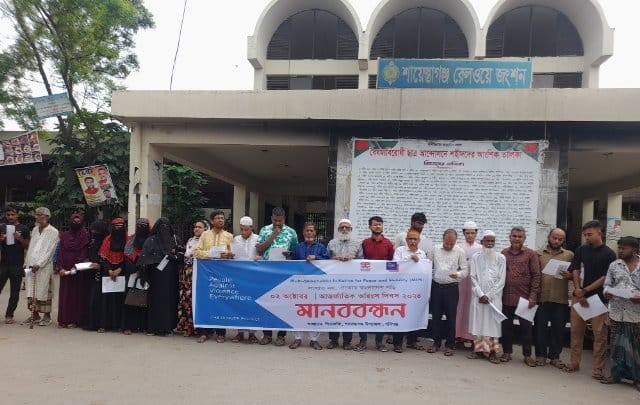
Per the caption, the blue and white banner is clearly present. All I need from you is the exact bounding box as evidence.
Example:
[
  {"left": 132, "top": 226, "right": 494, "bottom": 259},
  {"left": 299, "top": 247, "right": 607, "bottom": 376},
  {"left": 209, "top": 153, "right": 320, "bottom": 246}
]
[
  {"left": 193, "top": 259, "right": 432, "bottom": 332},
  {"left": 377, "top": 59, "right": 532, "bottom": 89}
]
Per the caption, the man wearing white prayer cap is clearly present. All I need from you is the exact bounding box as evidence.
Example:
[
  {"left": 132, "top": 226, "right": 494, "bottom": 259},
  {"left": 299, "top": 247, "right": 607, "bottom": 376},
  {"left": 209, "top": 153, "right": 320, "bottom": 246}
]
[
  {"left": 229, "top": 216, "right": 260, "bottom": 344},
  {"left": 325, "top": 218, "right": 362, "bottom": 350},
  {"left": 467, "top": 229, "right": 506, "bottom": 363},
  {"left": 457, "top": 220, "right": 483, "bottom": 345}
]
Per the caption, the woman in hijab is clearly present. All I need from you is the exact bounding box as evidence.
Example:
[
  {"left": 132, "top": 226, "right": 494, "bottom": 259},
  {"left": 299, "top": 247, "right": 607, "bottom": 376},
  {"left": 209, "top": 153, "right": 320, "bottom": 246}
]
[
  {"left": 97, "top": 217, "right": 127, "bottom": 332},
  {"left": 84, "top": 221, "right": 108, "bottom": 331},
  {"left": 121, "top": 218, "right": 151, "bottom": 335},
  {"left": 56, "top": 213, "right": 90, "bottom": 328},
  {"left": 139, "top": 217, "right": 181, "bottom": 336},
  {"left": 177, "top": 219, "right": 209, "bottom": 337}
]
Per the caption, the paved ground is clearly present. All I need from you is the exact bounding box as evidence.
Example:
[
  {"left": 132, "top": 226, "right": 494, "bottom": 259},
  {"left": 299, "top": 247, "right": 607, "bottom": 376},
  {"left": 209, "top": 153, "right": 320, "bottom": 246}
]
[{"left": 1, "top": 276, "right": 638, "bottom": 405}]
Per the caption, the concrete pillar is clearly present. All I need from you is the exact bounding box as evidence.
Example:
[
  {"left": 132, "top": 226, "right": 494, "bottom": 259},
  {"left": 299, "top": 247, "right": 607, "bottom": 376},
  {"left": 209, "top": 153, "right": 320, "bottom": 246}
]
[
  {"left": 127, "top": 124, "right": 142, "bottom": 235},
  {"left": 139, "top": 141, "right": 163, "bottom": 226},
  {"left": 606, "top": 192, "right": 623, "bottom": 249},
  {"left": 582, "top": 199, "right": 595, "bottom": 225},
  {"left": 233, "top": 185, "right": 247, "bottom": 235},
  {"left": 249, "top": 191, "right": 259, "bottom": 226}
]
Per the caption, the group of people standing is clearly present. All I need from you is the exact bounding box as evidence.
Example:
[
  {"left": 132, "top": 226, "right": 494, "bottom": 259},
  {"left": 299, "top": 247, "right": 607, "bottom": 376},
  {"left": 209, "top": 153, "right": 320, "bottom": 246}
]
[{"left": 0, "top": 205, "right": 638, "bottom": 391}]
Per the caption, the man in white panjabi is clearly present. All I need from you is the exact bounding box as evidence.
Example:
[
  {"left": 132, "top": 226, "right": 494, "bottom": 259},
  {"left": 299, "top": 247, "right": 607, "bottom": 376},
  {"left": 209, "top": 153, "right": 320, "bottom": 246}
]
[
  {"left": 457, "top": 220, "right": 482, "bottom": 346},
  {"left": 468, "top": 230, "right": 506, "bottom": 364},
  {"left": 24, "top": 207, "right": 59, "bottom": 326},
  {"left": 230, "top": 216, "right": 259, "bottom": 344}
]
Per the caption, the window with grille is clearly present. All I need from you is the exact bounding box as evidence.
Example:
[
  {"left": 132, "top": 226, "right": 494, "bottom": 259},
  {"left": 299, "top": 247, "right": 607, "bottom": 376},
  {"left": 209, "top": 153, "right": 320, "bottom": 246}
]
[
  {"left": 486, "top": 6, "right": 583, "bottom": 58},
  {"left": 266, "top": 76, "right": 358, "bottom": 90},
  {"left": 370, "top": 7, "right": 468, "bottom": 59},
  {"left": 267, "top": 9, "right": 358, "bottom": 60}
]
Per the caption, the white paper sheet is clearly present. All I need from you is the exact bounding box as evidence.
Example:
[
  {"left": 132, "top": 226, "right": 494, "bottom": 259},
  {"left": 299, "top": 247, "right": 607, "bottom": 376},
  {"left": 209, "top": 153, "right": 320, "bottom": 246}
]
[
  {"left": 208, "top": 246, "right": 226, "bottom": 259},
  {"left": 605, "top": 287, "right": 638, "bottom": 299},
  {"left": 74, "top": 262, "right": 93, "bottom": 271},
  {"left": 515, "top": 296, "right": 538, "bottom": 323},
  {"left": 489, "top": 301, "right": 507, "bottom": 322},
  {"left": 156, "top": 255, "right": 169, "bottom": 271},
  {"left": 127, "top": 274, "right": 143, "bottom": 289},
  {"left": 542, "top": 259, "right": 571, "bottom": 279},
  {"left": 267, "top": 247, "right": 287, "bottom": 261},
  {"left": 572, "top": 295, "right": 608, "bottom": 321},
  {"left": 5, "top": 225, "right": 15, "bottom": 245},
  {"left": 101, "top": 276, "right": 126, "bottom": 293}
]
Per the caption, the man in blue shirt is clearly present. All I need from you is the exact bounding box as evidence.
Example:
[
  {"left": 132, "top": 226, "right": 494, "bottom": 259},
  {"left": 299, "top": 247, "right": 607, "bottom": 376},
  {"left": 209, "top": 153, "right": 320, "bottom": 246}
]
[{"left": 289, "top": 222, "right": 329, "bottom": 350}]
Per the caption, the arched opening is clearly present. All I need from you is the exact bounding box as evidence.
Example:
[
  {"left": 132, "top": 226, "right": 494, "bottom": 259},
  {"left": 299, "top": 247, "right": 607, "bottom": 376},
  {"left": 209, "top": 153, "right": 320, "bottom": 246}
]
[
  {"left": 370, "top": 7, "right": 468, "bottom": 60},
  {"left": 486, "top": 6, "right": 583, "bottom": 58},
  {"left": 267, "top": 9, "right": 358, "bottom": 60}
]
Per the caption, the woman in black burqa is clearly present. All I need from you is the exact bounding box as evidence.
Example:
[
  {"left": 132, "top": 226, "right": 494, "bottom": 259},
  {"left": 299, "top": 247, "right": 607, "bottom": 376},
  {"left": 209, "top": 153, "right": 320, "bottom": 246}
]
[{"left": 138, "top": 218, "right": 181, "bottom": 336}]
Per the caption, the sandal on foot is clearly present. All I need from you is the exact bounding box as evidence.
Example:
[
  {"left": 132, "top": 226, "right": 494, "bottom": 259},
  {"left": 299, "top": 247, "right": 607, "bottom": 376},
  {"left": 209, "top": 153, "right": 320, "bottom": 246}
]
[
  {"left": 230, "top": 334, "right": 243, "bottom": 343},
  {"left": 123, "top": 330, "right": 132, "bottom": 335},
  {"left": 259, "top": 336, "right": 272, "bottom": 345},
  {"left": 592, "top": 369, "right": 605, "bottom": 380},
  {"left": 535, "top": 357, "right": 547, "bottom": 367},
  {"left": 289, "top": 339, "right": 301, "bottom": 349},
  {"left": 97, "top": 328, "right": 106, "bottom": 333},
  {"left": 524, "top": 357, "right": 537, "bottom": 367},
  {"left": 499, "top": 353, "right": 512, "bottom": 363},
  {"left": 393, "top": 346, "right": 403, "bottom": 353},
  {"left": 444, "top": 348, "right": 455, "bottom": 357},
  {"left": 275, "top": 336, "right": 286, "bottom": 346},
  {"left": 426, "top": 346, "right": 439, "bottom": 354},
  {"left": 467, "top": 352, "right": 482, "bottom": 359},
  {"left": 406, "top": 343, "right": 424, "bottom": 350},
  {"left": 549, "top": 359, "right": 565, "bottom": 369},
  {"left": 197, "top": 335, "right": 208, "bottom": 343},
  {"left": 562, "top": 364, "right": 579, "bottom": 373},
  {"left": 310, "top": 341, "right": 322, "bottom": 350},
  {"left": 4, "top": 317, "right": 15, "bottom": 324},
  {"left": 376, "top": 344, "right": 389, "bottom": 352},
  {"left": 343, "top": 343, "right": 354, "bottom": 350},
  {"left": 599, "top": 377, "right": 618, "bottom": 385},
  {"left": 326, "top": 341, "right": 339, "bottom": 349},
  {"left": 489, "top": 353, "right": 501, "bottom": 364},
  {"left": 216, "top": 335, "right": 225, "bottom": 343},
  {"left": 248, "top": 334, "right": 258, "bottom": 344}
]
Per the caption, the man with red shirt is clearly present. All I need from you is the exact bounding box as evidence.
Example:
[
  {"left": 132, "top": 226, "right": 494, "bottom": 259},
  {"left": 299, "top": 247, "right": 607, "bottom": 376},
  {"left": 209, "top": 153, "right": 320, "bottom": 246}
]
[
  {"left": 354, "top": 216, "right": 394, "bottom": 352},
  {"left": 500, "top": 226, "right": 541, "bottom": 366}
]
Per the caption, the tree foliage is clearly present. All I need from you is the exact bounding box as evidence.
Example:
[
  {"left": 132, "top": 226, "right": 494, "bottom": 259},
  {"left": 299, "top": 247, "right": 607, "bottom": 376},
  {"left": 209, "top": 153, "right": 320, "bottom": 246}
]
[
  {"left": 162, "top": 164, "right": 209, "bottom": 240},
  {"left": 0, "top": 0, "right": 153, "bottom": 222}
]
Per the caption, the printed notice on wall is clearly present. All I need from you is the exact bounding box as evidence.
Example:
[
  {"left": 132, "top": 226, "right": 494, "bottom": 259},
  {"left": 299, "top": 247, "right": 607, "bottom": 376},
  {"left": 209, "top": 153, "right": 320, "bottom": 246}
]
[{"left": 349, "top": 139, "right": 545, "bottom": 249}]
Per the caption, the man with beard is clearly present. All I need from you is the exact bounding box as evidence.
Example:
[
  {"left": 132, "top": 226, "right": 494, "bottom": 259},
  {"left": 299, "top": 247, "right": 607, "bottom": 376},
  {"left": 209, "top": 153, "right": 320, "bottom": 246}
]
[
  {"left": 24, "top": 207, "right": 59, "bottom": 326},
  {"left": 139, "top": 218, "right": 180, "bottom": 336},
  {"left": 563, "top": 220, "right": 616, "bottom": 379},
  {"left": 326, "top": 218, "right": 362, "bottom": 350},
  {"left": 0, "top": 205, "right": 30, "bottom": 324},
  {"left": 121, "top": 218, "right": 151, "bottom": 335},
  {"left": 56, "top": 213, "right": 90, "bottom": 328},
  {"left": 427, "top": 229, "right": 468, "bottom": 356},
  {"left": 534, "top": 228, "right": 574, "bottom": 368},
  {"left": 467, "top": 230, "right": 506, "bottom": 363},
  {"left": 500, "top": 226, "right": 541, "bottom": 366},
  {"left": 394, "top": 212, "right": 434, "bottom": 256},
  {"left": 457, "top": 220, "right": 483, "bottom": 346},
  {"left": 289, "top": 223, "right": 329, "bottom": 350},
  {"left": 601, "top": 236, "right": 640, "bottom": 390},
  {"left": 98, "top": 218, "right": 127, "bottom": 332}
]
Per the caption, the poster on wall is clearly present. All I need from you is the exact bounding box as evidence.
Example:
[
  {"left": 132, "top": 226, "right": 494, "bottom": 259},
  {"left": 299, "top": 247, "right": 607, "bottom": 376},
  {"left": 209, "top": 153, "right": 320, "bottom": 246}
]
[
  {"left": 348, "top": 139, "right": 546, "bottom": 250},
  {"left": 0, "top": 131, "right": 42, "bottom": 167},
  {"left": 75, "top": 164, "right": 119, "bottom": 207}
]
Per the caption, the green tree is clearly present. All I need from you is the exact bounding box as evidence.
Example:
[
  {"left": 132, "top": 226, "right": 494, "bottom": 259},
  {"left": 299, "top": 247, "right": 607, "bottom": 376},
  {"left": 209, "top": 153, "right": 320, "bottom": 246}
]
[
  {"left": 162, "top": 164, "right": 209, "bottom": 239},
  {"left": 0, "top": 0, "right": 153, "bottom": 221}
]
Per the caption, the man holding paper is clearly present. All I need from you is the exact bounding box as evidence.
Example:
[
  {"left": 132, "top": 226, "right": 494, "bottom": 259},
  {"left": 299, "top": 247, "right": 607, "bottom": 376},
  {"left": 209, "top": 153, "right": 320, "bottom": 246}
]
[
  {"left": 601, "top": 236, "right": 640, "bottom": 390},
  {"left": 500, "top": 226, "right": 541, "bottom": 366},
  {"left": 468, "top": 230, "right": 506, "bottom": 363},
  {"left": 0, "top": 205, "right": 30, "bottom": 324},
  {"left": 534, "top": 228, "right": 574, "bottom": 368},
  {"left": 564, "top": 220, "right": 616, "bottom": 378}
]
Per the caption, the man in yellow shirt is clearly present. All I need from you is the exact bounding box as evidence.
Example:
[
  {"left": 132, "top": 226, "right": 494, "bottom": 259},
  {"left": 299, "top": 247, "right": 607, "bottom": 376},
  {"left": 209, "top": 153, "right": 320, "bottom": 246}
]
[{"left": 194, "top": 210, "right": 234, "bottom": 343}]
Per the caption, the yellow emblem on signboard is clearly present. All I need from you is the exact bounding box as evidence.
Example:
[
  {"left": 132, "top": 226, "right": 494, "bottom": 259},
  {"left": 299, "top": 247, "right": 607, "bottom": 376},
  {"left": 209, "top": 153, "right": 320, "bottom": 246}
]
[{"left": 383, "top": 61, "right": 400, "bottom": 85}]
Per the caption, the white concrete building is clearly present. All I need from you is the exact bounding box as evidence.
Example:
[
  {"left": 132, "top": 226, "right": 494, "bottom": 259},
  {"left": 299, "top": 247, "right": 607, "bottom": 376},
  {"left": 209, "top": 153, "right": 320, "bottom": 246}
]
[{"left": 112, "top": 0, "right": 640, "bottom": 249}]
